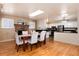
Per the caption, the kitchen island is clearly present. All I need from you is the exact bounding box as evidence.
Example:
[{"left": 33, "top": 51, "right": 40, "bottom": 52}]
[{"left": 54, "top": 32, "right": 79, "bottom": 45}]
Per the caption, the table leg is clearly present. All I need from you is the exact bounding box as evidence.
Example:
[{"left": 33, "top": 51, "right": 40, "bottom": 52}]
[
  {"left": 44, "top": 35, "right": 46, "bottom": 44},
  {"left": 44, "top": 39, "right": 46, "bottom": 44},
  {"left": 23, "top": 38, "right": 25, "bottom": 51}
]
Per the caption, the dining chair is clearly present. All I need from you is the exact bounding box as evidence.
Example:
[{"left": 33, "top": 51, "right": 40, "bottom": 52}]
[
  {"left": 15, "top": 32, "right": 28, "bottom": 52},
  {"left": 28, "top": 31, "right": 38, "bottom": 51},
  {"left": 22, "top": 31, "right": 28, "bottom": 35},
  {"left": 46, "top": 31, "right": 50, "bottom": 39},
  {"left": 38, "top": 31, "right": 46, "bottom": 46}
]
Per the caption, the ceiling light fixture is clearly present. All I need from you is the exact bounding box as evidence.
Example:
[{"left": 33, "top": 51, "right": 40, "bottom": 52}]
[{"left": 29, "top": 10, "right": 44, "bottom": 17}]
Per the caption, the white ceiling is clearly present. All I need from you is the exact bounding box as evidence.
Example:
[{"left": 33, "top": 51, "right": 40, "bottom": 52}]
[{"left": 0, "top": 3, "right": 78, "bottom": 21}]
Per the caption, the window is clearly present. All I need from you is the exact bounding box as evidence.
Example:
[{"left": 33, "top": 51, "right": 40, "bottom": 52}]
[{"left": 1, "top": 18, "right": 14, "bottom": 28}]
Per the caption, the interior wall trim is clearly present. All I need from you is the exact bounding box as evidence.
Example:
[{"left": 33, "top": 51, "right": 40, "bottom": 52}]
[{"left": 0, "top": 39, "right": 15, "bottom": 43}]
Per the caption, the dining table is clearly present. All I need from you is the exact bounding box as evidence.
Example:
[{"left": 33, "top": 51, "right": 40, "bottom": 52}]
[
  {"left": 18, "top": 32, "right": 46, "bottom": 51},
  {"left": 18, "top": 34, "right": 31, "bottom": 51}
]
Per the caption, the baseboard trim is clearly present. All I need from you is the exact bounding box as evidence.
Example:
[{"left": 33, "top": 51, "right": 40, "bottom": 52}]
[{"left": 0, "top": 39, "right": 15, "bottom": 42}]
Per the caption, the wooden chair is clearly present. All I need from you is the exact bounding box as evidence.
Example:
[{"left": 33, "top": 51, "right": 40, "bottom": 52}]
[
  {"left": 15, "top": 32, "right": 28, "bottom": 52},
  {"left": 28, "top": 31, "right": 38, "bottom": 51},
  {"left": 46, "top": 31, "right": 50, "bottom": 39},
  {"left": 38, "top": 31, "right": 46, "bottom": 46}
]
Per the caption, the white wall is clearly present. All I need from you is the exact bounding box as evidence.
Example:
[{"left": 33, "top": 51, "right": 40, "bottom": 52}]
[
  {"left": 29, "top": 21, "right": 35, "bottom": 29},
  {"left": 48, "top": 21, "right": 77, "bottom": 28},
  {"left": 37, "top": 19, "right": 47, "bottom": 29}
]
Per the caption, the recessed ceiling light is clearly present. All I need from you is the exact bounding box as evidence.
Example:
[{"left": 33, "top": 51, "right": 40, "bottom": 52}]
[{"left": 29, "top": 10, "right": 44, "bottom": 17}]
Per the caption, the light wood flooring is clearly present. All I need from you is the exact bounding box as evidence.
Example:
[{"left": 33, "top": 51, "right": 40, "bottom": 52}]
[{"left": 0, "top": 39, "right": 79, "bottom": 56}]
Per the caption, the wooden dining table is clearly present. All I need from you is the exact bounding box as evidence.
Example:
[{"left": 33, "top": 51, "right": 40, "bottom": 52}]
[
  {"left": 18, "top": 33, "right": 46, "bottom": 51},
  {"left": 18, "top": 34, "right": 31, "bottom": 51}
]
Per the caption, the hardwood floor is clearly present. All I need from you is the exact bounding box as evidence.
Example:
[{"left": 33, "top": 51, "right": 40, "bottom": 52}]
[{"left": 0, "top": 39, "right": 79, "bottom": 56}]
